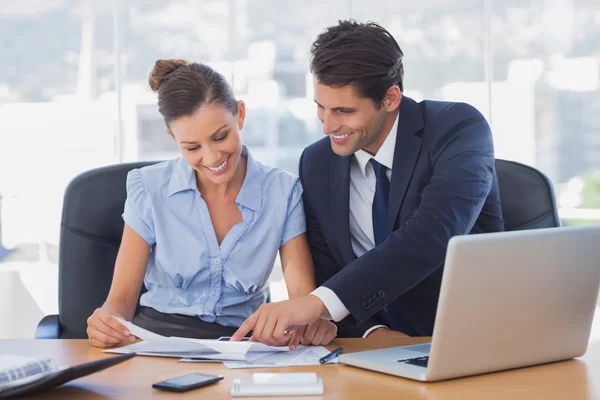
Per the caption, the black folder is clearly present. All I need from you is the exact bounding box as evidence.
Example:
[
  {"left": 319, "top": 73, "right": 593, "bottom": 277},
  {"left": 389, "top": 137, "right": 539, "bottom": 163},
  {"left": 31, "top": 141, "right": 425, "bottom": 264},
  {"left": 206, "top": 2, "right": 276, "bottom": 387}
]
[{"left": 0, "top": 353, "right": 135, "bottom": 398}]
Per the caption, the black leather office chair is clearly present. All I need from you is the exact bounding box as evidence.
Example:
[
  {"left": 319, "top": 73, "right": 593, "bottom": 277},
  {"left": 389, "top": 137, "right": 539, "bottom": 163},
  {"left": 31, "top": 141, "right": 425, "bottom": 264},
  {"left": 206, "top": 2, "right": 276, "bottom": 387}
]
[
  {"left": 35, "top": 162, "right": 157, "bottom": 339},
  {"left": 495, "top": 159, "right": 561, "bottom": 230}
]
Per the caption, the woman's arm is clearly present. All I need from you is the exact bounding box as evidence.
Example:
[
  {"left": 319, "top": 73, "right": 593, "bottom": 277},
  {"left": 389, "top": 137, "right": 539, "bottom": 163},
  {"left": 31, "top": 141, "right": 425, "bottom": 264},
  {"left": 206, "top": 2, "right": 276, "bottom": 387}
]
[
  {"left": 87, "top": 224, "right": 150, "bottom": 347},
  {"left": 279, "top": 233, "right": 316, "bottom": 298},
  {"left": 103, "top": 223, "right": 151, "bottom": 318}
]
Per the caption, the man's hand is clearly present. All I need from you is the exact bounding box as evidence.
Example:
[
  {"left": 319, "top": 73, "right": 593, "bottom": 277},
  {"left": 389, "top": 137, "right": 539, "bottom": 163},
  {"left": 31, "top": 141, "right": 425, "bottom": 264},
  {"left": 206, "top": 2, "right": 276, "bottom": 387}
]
[
  {"left": 232, "top": 295, "right": 328, "bottom": 346},
  {"left": 366, "top": 327, "right": 409, "bottom": 339},
  {"left": 288, "top": 319, "right": 337, "bottom": 350}
]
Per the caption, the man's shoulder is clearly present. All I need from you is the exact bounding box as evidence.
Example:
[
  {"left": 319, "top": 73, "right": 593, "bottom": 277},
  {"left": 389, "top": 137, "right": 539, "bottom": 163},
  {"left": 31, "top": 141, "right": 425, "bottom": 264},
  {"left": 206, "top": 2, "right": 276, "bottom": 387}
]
[
  {"left": 418, "top": 98, "right": 486, "bottom": 126},
  {"left": 303, "top": 136, "right": 335, "bottom": 159},
  {"left": 301, "top": 137, "right": 336, "bottom": 170}
]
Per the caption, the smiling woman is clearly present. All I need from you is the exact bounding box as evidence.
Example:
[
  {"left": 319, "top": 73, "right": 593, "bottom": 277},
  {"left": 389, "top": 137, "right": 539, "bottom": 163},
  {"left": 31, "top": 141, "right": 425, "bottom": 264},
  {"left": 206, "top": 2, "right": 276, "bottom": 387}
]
[{"left": 84, "top": 58, "right": 337, "bottom": 349}]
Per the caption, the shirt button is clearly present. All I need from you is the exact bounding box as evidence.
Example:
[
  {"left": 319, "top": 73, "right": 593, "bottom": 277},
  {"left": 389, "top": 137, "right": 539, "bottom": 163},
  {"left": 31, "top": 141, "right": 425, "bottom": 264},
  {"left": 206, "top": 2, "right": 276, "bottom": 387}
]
[{"left": 214, "top": 259, "right": 221, "bottom": 265}]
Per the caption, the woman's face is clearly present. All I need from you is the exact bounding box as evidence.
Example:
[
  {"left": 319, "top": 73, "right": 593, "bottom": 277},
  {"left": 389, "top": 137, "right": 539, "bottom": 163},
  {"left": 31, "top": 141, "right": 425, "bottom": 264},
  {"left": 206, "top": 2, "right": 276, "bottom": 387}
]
[{"left": 168, "top": 101, "right": 246, "bottom": 186}]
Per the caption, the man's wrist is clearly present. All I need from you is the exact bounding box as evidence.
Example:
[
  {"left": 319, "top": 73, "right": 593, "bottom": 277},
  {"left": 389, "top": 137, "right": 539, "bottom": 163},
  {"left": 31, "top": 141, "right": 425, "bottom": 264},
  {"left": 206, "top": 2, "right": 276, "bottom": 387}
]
[
  {"left": 308, "top": 294, "right": 328, "bottom": 316},
  {"left": 363, "top": 325, "right": 389, "bottom": 338},
  {"left": 309, "top": 287, "right": 350, "bottom": 321}
]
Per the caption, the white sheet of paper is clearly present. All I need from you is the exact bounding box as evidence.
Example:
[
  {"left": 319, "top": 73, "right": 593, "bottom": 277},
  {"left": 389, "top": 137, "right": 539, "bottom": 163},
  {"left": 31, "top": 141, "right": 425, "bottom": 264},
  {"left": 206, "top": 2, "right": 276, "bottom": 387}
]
[
  {"left": 177, "top": 337, "right": 290, "bottom": 354},
  {"left": 104, "top": 348, "right": 186, "bottom": 358},
  {"left": 109, "top": 339, "right": 215, "bottom": 354},
  {"left": 107, "top": 319, "right": 290, "bottom": 355},
  {"left": 104, "top": 342, "right": 249, "bottom": 361},
  {"left": 223, "top": 346, "right": 334, "bottom": 369},
  {"left": 113, "top": 316, "right": 167, "bottom": 342},
  {"left": 105, "top": 350, "right": 249, "bottom": 361},
  {"left": 179, "top": 351, "right": 276, "bottom": 364}
]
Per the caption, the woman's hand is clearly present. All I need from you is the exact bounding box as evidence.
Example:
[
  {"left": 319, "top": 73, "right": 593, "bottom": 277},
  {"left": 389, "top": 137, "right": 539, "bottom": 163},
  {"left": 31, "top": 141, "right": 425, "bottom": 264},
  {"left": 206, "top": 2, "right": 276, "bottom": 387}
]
[
  {"left": 87, "top": 308, "right": 136, "bottom": 348},
  {"left": 289, "top": 319, "right": 338, "bottom": 350}
]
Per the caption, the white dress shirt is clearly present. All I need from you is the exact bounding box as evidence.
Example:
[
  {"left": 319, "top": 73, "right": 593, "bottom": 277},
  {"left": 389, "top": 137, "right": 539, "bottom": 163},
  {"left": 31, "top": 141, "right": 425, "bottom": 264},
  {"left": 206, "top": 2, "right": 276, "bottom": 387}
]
[{"left": 311, "top": 112, "right": 399, "bottom": 337}]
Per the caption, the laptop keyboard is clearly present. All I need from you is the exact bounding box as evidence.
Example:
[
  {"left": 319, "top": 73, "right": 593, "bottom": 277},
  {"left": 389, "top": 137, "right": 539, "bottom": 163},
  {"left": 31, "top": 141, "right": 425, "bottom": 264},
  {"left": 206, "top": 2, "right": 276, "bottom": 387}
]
[{"left": 398, "top": 356, "right": 429, "bottom": 368}]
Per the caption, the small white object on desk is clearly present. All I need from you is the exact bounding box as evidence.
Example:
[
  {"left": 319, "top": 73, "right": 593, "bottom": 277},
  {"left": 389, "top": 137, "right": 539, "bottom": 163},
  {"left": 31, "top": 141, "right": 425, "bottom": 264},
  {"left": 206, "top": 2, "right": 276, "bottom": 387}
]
[{"left": 230, "top": 372, "right": 324, "bottom": 397}]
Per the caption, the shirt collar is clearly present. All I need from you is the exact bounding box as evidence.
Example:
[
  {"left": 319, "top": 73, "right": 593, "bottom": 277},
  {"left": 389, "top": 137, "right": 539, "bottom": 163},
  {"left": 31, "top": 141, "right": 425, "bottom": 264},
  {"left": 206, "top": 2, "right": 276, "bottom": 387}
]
[
  {"left": 167, "top": 158, "right": 196, "bottom": 196},
  {"left": 167, "top": 145, "right": 262, "bottom": 212},
  {"left": 353, "top": 111, "right": 399, "bottom": 178},
  {"left": 235, "top": 146, "right": 262, "bottom": 212}
]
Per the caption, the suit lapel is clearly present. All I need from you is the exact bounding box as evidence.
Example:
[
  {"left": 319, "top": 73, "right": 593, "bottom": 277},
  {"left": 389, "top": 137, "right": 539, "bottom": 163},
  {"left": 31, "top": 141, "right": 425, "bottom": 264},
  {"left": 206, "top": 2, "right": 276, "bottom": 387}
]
[
  {"left": 388, "top": 97, "right": 425, "bottom": 232},
  {"left": 330, "top": 156, "right": 356, "bottom": 265}
]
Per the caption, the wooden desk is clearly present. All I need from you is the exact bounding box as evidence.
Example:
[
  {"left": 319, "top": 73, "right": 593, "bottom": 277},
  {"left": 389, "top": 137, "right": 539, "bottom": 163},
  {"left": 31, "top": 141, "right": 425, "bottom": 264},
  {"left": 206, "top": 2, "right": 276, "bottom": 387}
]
[{"left": 1, "top": 338, "right": 599, "bottom": 399}]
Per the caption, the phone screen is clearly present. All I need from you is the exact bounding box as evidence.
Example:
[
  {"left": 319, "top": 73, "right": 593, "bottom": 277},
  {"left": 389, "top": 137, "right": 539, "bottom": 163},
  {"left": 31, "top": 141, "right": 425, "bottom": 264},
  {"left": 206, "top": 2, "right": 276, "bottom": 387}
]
[
  {"left": 153, "top": 373, "right": 223, "bottom": 392},
  {"left": 163, "top": 373, "right": 218, "bottom": 386}
]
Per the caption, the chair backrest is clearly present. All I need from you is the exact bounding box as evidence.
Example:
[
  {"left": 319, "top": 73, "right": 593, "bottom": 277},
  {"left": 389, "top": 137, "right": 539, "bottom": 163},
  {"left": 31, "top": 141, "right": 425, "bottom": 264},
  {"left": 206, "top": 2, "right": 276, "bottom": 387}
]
[
  {"left": 58, "top": 161, "right": 157, "bottom": 338},
  {"left": 495, "top": 159, "right": 561, "bottom": 231}
]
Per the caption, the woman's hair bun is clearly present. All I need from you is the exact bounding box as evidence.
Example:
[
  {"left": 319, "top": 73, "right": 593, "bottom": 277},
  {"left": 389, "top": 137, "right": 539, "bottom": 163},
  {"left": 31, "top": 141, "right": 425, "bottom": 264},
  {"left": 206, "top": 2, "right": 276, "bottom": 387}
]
[{"left": 148, "top": 59, "right": 188, "bottom": 92}]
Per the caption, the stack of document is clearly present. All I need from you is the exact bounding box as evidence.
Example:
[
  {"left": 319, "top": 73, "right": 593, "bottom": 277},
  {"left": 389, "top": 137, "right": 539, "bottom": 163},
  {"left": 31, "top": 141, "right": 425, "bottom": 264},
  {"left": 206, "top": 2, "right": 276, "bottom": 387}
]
[
  {"left": 104, "top": 319, "right": 335, "bottom": 369},
  {"left": 182, "top": 345, "right": 332, "bottom": 369},
  {"left": 0, "top": 355, "right": 59, "bottom": 393}
]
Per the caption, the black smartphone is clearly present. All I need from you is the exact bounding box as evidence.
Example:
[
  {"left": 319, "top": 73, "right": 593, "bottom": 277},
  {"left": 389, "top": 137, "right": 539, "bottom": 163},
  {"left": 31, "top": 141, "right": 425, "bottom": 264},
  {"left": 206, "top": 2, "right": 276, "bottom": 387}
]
[{"left": 152, "top": 373, "right": 224, "bottom": 393}]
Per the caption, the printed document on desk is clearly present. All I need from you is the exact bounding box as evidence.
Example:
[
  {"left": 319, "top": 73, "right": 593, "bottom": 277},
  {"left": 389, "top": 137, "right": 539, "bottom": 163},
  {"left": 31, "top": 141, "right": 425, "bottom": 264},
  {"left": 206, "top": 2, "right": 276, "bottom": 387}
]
[
  {"left": 181, "top": 345, "right": 336, "bottom": 369},
  {"left": 103, "top": 318, "right": 291, "bottom": 360}
]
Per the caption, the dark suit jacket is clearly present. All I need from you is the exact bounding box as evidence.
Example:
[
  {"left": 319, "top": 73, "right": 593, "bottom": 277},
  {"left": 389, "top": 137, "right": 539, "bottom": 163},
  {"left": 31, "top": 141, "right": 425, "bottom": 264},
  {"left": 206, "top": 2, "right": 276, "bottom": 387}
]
[{"left": 298, "top": 96, "right": 505, "bottom": 337}]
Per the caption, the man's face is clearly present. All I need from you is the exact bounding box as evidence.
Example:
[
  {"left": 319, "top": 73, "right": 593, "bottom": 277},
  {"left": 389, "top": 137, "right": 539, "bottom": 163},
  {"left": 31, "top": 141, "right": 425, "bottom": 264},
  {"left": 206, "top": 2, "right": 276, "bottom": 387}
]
[{"left": 314, "top": 82, "right": 388, "bottom": 156}]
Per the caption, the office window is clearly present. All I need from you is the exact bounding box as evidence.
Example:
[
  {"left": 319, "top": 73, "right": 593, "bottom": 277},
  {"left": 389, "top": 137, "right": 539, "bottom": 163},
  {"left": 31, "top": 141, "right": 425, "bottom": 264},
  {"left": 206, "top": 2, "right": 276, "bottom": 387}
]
[
  {"left": 0, "top": 2, "right": 117, "bottom": 323},
  {"left": 491, "top": 0, "right": 600, "bottom": 227},
  {"left": 117, "top": 0, "right": 348, "bottom": 173}
]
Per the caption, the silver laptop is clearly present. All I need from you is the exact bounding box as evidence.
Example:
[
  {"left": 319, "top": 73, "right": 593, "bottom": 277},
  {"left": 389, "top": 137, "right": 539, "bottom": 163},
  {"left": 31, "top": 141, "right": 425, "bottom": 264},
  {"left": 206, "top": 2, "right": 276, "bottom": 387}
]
[{"left": 340, "top": 226, "right": 600, "bottom": 382}]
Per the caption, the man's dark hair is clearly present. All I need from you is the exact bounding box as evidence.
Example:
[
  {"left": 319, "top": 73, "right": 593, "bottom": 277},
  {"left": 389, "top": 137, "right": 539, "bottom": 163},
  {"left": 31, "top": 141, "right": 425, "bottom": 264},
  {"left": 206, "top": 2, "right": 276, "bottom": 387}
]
[{"left": 310, "top": 19, "right": 404, "bottom": 107}]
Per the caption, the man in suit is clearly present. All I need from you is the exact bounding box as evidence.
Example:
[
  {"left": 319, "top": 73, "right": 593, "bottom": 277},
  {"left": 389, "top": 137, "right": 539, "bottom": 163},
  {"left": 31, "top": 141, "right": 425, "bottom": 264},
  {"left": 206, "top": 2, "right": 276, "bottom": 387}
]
[{"left": 233, "top": 20, "right": 504, "bottom": 345}]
